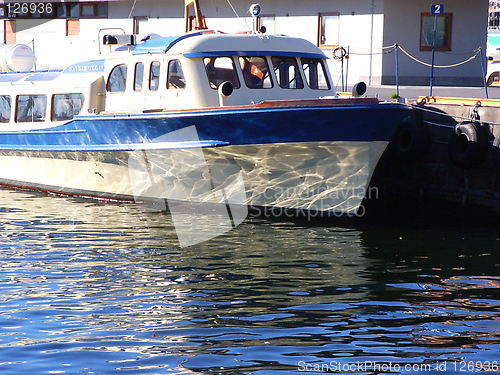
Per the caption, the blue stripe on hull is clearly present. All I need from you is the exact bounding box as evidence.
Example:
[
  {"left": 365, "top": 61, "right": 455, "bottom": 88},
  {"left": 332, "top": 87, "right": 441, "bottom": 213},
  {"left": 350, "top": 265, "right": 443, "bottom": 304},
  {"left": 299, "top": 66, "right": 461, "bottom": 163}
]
[{"left": 0, "top": 104, "right": 412, "bottom": 150}]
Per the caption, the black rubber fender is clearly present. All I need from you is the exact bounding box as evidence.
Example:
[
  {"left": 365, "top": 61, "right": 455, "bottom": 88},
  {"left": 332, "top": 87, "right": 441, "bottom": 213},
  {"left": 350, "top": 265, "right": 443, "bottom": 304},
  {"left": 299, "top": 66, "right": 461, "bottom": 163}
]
[
  {"left": 493, "top": 135, "right": 500, "bottom": 169},
  {"left": 448, "top": 121, "right": 489, "bottom": 169},
  {"left": 391, "top": 120, "right": 430, "bottom": 161}
]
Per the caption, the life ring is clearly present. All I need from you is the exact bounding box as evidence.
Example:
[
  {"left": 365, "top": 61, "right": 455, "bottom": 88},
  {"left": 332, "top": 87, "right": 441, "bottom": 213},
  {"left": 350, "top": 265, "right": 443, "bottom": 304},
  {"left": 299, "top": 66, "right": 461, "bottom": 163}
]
[
  {"left": 333, "top": 46, "right": 347, "bottom": 60},
  {"left": 448, "top": 121, "right": 489, "bottom": 169},
  {"left": 493, "top": 135, "right": 500, "bottom": 169},
  {"left": 391, "top": 120, "right": 430, "bottom": 161}
]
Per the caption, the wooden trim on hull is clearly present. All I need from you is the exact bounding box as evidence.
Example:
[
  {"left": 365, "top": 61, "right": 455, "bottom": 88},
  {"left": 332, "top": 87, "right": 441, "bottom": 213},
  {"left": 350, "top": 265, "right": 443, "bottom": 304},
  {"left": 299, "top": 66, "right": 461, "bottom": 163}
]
[
  {"left": 0, "top": 179, "right": 135, "bottom": 203},
  {"left": 131, "top": 98, "right": 382, "bottom": 115}
]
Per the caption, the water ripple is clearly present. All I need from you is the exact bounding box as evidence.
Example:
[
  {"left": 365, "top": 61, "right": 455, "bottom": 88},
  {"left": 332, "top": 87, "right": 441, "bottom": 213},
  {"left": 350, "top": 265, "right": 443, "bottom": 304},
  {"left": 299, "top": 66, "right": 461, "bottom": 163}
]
[{"left": 0, "top": 188, "right": 498, "bottom": 374}]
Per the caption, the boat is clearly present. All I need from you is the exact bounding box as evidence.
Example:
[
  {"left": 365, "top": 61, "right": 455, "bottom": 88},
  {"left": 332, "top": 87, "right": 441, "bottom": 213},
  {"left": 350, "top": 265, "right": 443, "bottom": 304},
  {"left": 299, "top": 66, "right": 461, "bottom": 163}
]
[{"left": 0, "top": 1, "right": 414, "bottom": 233}]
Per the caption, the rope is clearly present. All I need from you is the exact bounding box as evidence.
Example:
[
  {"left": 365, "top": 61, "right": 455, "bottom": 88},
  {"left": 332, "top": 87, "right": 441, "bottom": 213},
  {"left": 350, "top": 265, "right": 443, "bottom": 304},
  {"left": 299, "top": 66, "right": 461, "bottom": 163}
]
[
  {"left": 345, "top": 44, "right": 397, "bottom": 51},
  {"left": 347, "top": 44, "right": 397, "bottom": 56},
  {"left": 412, "top": 104, "right": 500, "bottom": 127},
  {"left": 127, "top": 0, "right": 137, "bottom": 18},
  {"left": 398, "top": 45, "right": 479, "bottom": 68},
  {"left": 225, "top": 0, "right": 240, "bottom": 19},
  {"left": 349, "top": 49, "right": 394, "bottom": 56},
  {"left": 332, "top": 44, "right": 479, "bottom": 67}
]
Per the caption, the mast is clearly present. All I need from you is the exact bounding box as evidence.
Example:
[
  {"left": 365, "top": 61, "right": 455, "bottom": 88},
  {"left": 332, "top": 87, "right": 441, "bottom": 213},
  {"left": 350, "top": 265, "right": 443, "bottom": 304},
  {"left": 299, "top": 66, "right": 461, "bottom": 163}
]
[{"left": 185, "top": 0, "right": 208, "bottom": 33}]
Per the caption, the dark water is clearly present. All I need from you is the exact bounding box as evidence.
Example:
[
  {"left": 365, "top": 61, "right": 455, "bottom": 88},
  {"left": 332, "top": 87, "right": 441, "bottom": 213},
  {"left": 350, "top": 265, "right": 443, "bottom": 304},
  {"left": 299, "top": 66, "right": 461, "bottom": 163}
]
[{"left": 0, "top": 188, "right": 498, "bottom": 374}]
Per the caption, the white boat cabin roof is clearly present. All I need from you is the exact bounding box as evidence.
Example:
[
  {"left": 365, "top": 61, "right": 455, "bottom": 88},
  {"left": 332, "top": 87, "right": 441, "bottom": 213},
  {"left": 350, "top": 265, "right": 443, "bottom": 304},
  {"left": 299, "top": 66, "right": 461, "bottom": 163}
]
[
  {"left": 0, "top": 31, "right": 336, "bottom": 120},
  {"left": 131, "top": 32, "right": 328, "bottom": 60}
]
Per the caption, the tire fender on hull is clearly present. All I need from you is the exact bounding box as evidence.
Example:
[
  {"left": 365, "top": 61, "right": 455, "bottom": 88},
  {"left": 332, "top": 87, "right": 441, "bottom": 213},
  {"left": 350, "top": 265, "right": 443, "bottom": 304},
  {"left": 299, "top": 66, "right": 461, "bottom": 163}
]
[
  {"left": 493, "top": 135, "right": 500, "bottom": 170},
  {"left": 391, "top": 119, "right": 430, "bottom": 162},
  {"left": 448, "top": 121, "right": 489, "bottom": 169}
]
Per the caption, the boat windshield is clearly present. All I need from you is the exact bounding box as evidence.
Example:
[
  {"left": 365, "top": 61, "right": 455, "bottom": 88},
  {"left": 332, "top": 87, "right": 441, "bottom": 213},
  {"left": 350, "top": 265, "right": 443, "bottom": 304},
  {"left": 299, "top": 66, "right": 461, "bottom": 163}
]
[
  {"left": 204, "top": 57, "right": 241, "bottom": 90},
  {"left": 301, "top": 58, "right": 330, "bottom": 90},
  {"left": 238, "top": 57, "right": 273, "bottom": 89},
  {"left": 271, "top": 57, "right": 304, "bottom": 89}
]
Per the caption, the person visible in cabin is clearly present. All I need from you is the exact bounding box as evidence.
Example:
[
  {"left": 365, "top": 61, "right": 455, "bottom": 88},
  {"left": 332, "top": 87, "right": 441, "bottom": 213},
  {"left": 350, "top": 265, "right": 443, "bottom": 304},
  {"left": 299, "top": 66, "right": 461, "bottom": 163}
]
[{"left": 240, "top": 57, "right": 267, "bottom": 89}]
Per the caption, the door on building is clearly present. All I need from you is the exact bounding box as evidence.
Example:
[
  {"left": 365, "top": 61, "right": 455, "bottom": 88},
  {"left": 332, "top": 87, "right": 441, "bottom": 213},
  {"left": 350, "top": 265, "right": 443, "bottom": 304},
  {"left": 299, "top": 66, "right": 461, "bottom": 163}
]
[{"left": 4, "top": 20, "right": 16, "bottom": 44}]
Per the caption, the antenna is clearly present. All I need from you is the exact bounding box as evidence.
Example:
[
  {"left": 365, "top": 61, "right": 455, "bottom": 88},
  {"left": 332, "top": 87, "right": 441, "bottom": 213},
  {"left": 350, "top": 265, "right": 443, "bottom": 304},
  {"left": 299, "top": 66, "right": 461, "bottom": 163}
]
[{"left": 185, "top": 0, "right": 208, "bottom": 33}]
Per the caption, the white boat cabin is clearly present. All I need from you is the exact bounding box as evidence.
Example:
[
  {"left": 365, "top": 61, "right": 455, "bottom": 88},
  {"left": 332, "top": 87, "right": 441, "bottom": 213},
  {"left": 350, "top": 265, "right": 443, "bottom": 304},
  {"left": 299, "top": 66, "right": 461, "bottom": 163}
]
[{"left": 0, "top": 31, "right": 336, "bottom": 128}]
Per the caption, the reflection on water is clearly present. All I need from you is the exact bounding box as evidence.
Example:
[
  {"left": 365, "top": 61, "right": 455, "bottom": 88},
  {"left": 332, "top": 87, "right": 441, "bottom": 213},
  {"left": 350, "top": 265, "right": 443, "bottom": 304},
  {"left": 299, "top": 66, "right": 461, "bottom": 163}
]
[{"left": 0, "top": 188, "right": 498, "bottom": 374}]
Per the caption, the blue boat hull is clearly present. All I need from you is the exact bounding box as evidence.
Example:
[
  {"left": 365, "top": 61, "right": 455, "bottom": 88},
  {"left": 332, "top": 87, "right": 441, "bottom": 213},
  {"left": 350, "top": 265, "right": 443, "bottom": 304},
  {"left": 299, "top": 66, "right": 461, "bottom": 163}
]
[{"left": 0, "top": 102, "right": 414, "bottom": 215}]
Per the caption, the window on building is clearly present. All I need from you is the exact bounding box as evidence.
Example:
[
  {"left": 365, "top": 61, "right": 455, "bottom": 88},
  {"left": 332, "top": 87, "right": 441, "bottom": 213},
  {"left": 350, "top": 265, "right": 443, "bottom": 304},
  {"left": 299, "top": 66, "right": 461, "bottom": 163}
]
[
  {"left": 96, "top": 3, "right": 107, "bottom": 17},
  {"left": 56, "top": 4, "right": 68, "bottom": 17},
  {"left": 257, "top": 15, "right": 275, "bottom": 34},
  {"left": 0, "top": 95, "right": 11, "bottom": 123},
  {"left": 167, "top": 60, "right": 186, "bottom": 89},
  {"left": 16, "top": 95, "right": 47, "bottom": 122},
  {"left": 133, "top": 16, "right": 148, "bottom": 34},
  {"left": 149, "top": 61, "right": 161, "bottom": 91},
  {"left": 239, "top": 56, "right": 273, "bottom": 89},
  {"left": 69, "top": 4, "right": 79, "bottom": 17},
  {"left": 80, "top": 4, "right": 95, "bottom": 17},
  {"left": 318, "top": 13, "right": 340, "bottom": 47},
  {"left": 134, "top": 62, "right": 144, "bottom": 91},
  {"left": 107, "top": 64, "right": 127, "bottom": 92},
  {"left": 66, "top": 19, "right": 80, "bottom": 36},
  {"left": 52, "top": 93, "right": 84, "bottom": 121},
  {"left": 301, "top": 58, "right": 330, "bottom": 90},
  {"left": 490, "top": 11, "right": 500, "bottom": 29},
  {"left": 271, "top": 57, "right": 303, "bottom": 89},
  {"left": 420, "top": 13, "right": 453, "bottom": 51},
  {"left": 204, "top": 57, "right": 240, "bottom": 90}
]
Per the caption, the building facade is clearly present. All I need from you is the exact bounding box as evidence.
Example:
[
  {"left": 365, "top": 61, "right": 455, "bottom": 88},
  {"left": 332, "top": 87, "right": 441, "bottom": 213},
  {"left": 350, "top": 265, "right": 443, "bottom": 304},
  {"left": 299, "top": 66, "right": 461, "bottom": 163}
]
[{"left": 0, "top": 0, "right": 489, "bottom": 87}]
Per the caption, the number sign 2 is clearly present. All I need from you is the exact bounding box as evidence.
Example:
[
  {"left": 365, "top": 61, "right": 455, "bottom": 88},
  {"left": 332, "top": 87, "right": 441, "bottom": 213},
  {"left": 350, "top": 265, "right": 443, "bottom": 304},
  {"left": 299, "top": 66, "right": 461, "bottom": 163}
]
[{"left": 431, "top": 4, "right": 444, "bottom": 15}]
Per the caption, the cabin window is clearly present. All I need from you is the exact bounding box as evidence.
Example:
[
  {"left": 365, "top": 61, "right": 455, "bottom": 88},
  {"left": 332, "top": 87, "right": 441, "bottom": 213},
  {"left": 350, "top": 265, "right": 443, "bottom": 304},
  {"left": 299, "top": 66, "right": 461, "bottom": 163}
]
[
  {"left": 134, "top": 62, "right": 144, "bottom": 91},
  {"left": 149, "top": 61, "right": 160, "bottom": 91},
  {"left": 167, "top": 60, "right": 186, "bottom": 89},
  {"left": 106, "top": 64, "right": 127, "bottom": 92},
  {"left": 271, "top": 57, "right": 303, "bottom": 89},
  {"left": 16, "top": 95, "right": 47, "bottom": 122},
  {"left": 204, "top": 57, "right": 240, "bottom": 90},
  {"left": 239, "top": 57, "right": 273, "bottom": 89},
  {"left": 301, "top": 58, "right": 330, "bottom": 90},
  {"left": 0, "top": 95, "right": 11, "bottom": 123},
  {"left": 52, "top": 94, "right": 84, "bottom": 121}
]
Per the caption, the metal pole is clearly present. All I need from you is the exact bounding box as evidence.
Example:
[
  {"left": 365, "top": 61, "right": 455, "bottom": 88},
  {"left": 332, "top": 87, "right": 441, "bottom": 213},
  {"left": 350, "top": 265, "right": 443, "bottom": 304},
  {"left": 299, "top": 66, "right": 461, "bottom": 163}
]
[
  {"left": 395, "top": 44, "right": 400, "bottom": 98},
  {"left": 346, "top": 46, "right": 350, "bottom": 93},
  {"left": 31, "top": 39, "right": 36, "bottom": 70},
  {"left": 429, "top": 14, "right": 438, "bottom": 97},
  {"left": 341, "top": 54, "right": 345, "bottom": 92},
  {"left": 479, "top": 47, "right": 489, "bottom": 99}
]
